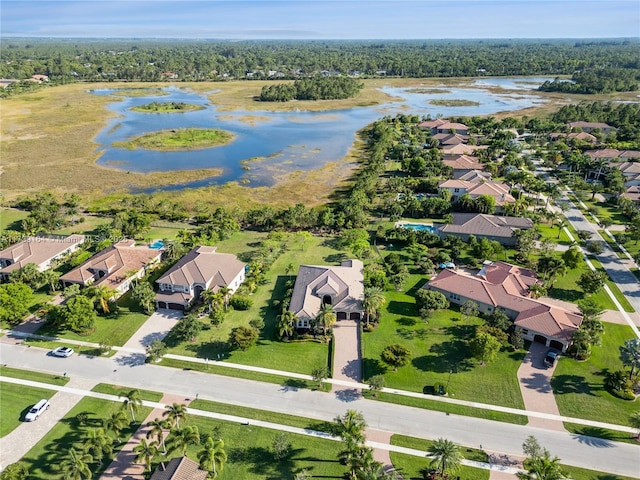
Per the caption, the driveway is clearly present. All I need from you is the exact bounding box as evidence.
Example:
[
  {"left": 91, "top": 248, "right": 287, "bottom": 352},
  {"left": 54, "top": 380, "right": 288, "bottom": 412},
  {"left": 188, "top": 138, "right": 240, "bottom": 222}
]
[
  {"left": 113, "top": 310, "right": 182, "bottom": 367},
  {"left": 0, "top": 376, "right": 97, "bottom": 469},
  {"left": 331, "top": 319, "right": 362, "bottom": 401},
  {"left": 517, "top": 342, "right": 565, "bottom": 432}
]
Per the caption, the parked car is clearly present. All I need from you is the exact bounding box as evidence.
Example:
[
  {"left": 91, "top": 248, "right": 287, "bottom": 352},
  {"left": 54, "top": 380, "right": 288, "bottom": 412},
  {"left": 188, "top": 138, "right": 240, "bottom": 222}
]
[
  {"left": 25, "top": 399, "right": 50, "bottom": 421},
  {"left": 51, "top": 347, "right": 74, "bottom": 358},
  {"left": 544, "top": 349, "right": 560, "bottom": 368}
]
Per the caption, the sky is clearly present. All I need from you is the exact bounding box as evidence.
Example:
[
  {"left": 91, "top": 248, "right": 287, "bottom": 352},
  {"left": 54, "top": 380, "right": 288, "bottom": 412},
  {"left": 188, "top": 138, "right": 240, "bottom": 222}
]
[{"left": 1, "top": 0, "right": 639, "bottom": 40}]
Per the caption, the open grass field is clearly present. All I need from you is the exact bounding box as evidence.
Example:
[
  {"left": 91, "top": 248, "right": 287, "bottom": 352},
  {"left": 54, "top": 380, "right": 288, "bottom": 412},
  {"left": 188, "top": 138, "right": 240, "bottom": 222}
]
[
  {"left": 165, "top": 231, "right": 347, "bottom": 375},
  {"left": 547, "top": 266, "right": 619, "bottom": 311},
  {"left": 0, "top": 382, "right": 57, "bottom": 437},
  {"left": 20, "top": 396, "right": 152, "bottom": 480},
  {"left": 361, "top": 274, "right": 527, "bottom": 410},
  {"left": 0, "top": 365, "right": 70, "bottom": 386},
  {"left": 552, "top": 322, "right": 639, "bottom": 428}
]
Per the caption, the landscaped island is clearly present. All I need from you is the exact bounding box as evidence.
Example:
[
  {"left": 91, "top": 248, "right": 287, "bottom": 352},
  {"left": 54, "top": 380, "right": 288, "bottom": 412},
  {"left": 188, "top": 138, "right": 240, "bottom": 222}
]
[
  {"left": 113, "top": 127, "right": 235, "bottom": 151},
  {"left": 130, "top": 101, "right": 205, "bottom": 113}
]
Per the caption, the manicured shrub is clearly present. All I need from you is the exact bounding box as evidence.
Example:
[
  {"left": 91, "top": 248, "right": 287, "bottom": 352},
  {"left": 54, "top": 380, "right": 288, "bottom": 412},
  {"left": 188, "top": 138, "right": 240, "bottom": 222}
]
[{"left": 230, "top": 295, "right": 253, "bottom": 310}]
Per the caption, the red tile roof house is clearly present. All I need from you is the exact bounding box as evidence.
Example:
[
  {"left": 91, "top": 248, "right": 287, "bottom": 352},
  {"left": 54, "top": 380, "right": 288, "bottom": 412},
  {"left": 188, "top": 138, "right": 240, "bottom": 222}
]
[
  {"left": 289, "top": 259, "right": 364, "bottom": 328},
  {"left": 549, "top": 131, "right": 598, "bottom": 144},
  {"left": 441, "top": 143, "right": 485, "bottom": 156},
  {"left": 621, "top": 185, "right": 640, "bottom": 205},
  {"left": 60, "top": 239, "right": 162, "bottom": 298},
  {"left": 155, "top": 246, "right": 246, "bottom": 311},
  {"left": 567, "top": 121, "right": 615, "bottom": 134},
  {"left": 609, "top": 162, "right": 640, "bottom": 187},
  {"left": 437, "top": 213, "right": 533, "bottom": 246},
  {"left": 419, "top": 119, "right": 470, "bottom": 136},
  {"left": 432, "top": 132, "right": 469, "bottom": 146},
  {"left": 442, "top": 154, "right": 485, "bottom": 178},
  {"left": 0, "top": 234, "right": 86, "bottom": 282},
  {"left": 425, "top": 261, "right": 582, "bottom": 352},
  {"left": 438, "top": 179, "right": 515, "bottom": 212}
]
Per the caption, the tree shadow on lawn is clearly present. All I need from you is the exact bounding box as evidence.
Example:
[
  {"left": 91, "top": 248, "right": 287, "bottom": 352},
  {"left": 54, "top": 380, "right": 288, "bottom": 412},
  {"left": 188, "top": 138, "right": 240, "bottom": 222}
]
[
  {"left": 551, "top": 374, "right": 599, "bottom": 396},
  {"left": 185, "top": 340, "right": 230, "bottom": 360},
  {"left": 412, "top": 339, "right": 474, "bottom": 374},
  {"left": 548, "top": 287, "right": 583, "bottom": 303},
  {"left": 406, "top": 278, "right": 429, "bottom": 296},
  {"left": 231, "top": 446, "right": 311, "bottom": 477},
  {"left": 362, "top": 358, "right": 387, "bottom": 378},
  {"left": 570, "top": 426, "right": 630, "bottom": 444},
  {"left": 396, "top": 327, "right": 429, "bottom": 341},
  {"left": 324, "top": 253, "right": 347, "bottom": 264},
  {"left": 387, "top": 300, "right": 418, "bottom": 316}
]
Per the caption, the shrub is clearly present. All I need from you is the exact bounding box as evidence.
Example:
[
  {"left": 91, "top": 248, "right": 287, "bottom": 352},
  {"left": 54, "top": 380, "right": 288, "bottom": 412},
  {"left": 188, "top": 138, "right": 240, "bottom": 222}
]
[
  {"left": 230, "top": 295, "right": 253, "bottom": 310},
  {"left": 434, "top": 382, "right": 447, "bottom": 395}
]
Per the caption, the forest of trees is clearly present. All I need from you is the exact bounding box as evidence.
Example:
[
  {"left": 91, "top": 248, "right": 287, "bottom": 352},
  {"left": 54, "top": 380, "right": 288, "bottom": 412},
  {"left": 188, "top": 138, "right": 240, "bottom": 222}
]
[
  {"left": 539, "top": 67, "right": 640, "bottom": 94},
  {"left": 1, "top": 38, "right": 638, "bottom": 87},
  {"left": 259, "top": 76, "right": 363, "bottom": 101}
]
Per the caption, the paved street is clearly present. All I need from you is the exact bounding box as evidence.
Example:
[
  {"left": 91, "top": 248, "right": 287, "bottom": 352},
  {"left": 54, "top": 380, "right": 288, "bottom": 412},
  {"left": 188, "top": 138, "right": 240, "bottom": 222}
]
[{"left": 2, "top": 344, "right": 638, "bottom": 478}]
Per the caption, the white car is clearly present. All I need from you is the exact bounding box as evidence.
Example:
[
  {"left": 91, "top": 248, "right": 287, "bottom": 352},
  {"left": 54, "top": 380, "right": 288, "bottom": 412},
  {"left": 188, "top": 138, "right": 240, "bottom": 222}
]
[
  {"left": 51, "top": 346, "right": 74, "bottom": 357},
  {"left": 25, "top": 399, "right": 50, "bottom": 421}
]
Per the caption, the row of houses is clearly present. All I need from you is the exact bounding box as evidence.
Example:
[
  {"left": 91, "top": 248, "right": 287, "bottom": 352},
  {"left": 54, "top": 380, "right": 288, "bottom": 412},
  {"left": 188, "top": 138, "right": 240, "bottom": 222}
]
[{"left": 0, "top": 237, "right": 246, "bottom": 311}]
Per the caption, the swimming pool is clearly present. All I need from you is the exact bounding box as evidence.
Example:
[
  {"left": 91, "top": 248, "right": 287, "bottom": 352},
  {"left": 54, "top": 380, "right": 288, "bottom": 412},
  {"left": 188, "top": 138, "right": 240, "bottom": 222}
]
[
  {"left": 149, "top": 240, "right": 165, "bottom": 249},
  {"left": 401, "top": 223, "right": 436, "bottom": 233}
]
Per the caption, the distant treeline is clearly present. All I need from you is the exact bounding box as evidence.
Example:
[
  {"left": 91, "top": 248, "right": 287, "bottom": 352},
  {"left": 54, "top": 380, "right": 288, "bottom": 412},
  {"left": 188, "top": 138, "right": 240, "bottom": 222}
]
[
  {"left": 539, "top": 68, "right": 640, "bottom": 94},
  {"left": 551, "top": 102, "right": 640, "bottom": 142},
  {"left": 1, "top": 38, "right": 639, "bottom": 86},
  {"left": 259, "top": 77, "right": 363, "bottom": 101}
]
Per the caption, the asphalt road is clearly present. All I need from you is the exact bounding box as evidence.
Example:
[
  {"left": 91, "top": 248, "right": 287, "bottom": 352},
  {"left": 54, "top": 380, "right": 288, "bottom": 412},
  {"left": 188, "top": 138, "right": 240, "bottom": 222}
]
[{"left": 2, "top": 344, "right": 639, "bottom": 478}]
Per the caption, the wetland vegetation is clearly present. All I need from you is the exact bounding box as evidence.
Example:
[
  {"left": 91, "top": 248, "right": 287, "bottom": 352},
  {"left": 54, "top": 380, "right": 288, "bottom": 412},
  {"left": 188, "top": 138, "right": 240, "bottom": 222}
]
[
  {"left": 130, "top": 101, "right": 205, "bottom": 113},
  {"left": 112, "top": 127, "right": 235, "bottom": 151}
]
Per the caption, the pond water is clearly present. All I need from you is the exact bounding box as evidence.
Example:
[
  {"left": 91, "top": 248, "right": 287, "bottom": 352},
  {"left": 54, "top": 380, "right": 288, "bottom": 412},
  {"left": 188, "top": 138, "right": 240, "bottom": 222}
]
[{"left": 91, "top": 77, "right": 550, "bottom": 191}]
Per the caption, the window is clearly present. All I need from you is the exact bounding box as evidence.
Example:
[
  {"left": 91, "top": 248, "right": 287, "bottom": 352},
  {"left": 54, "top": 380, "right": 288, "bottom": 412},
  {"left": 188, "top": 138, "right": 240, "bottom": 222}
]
[
  {"left": 521, "top": 329, "right": 529, "bottom": 335},
  {"left": 454, "top": 188, "right": 460, "bottom": 193}
]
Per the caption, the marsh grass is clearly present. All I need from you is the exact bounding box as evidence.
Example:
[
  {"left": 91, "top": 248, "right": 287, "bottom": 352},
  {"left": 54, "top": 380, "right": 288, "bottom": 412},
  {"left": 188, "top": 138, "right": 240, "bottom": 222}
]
[{"left": 113, "top": 128, "right": 234, "bottom": 151}]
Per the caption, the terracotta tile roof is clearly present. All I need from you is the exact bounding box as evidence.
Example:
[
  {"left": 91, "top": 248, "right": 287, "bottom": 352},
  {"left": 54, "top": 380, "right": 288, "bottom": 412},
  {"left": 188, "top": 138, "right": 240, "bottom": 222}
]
[
  {"left": 150, "top": 456, "right": 208, "bottom": 480},
  {"left": 60, "top": 240, "right": 161, "bottom": 290},
  {"left": 441, "top": 144, "right": 484, "bottom": 155},
  {"left": 156, "top": 246, "right": 245, "bottom": 290},
  {"left": 611, "top": 162, "right": 640, "bottom": 176},
  {"left": 433, "top": 133, "right": 469, "bottom": 145},
  {"left": 568, "top": 121, "right": 614, "bottom": 130},
  {"left": 439, "top": 213, "right": 533, "bottom": 239},
  {"left": 514, "top": 305, "right": 582, "bottom": 342},
  {"left": 442, "top": 154, "right": 484, "bottom": 171},
  {"left": 0, "top": 235, "right": 85, "bottom": 275},
  {"left": 620, "top": 150, "right": 640, "bottom": 160},
  {"left": 458, "top": 170, "right": 492, "bottom": 182},
  {"left": 586, "top": 149, "right": 621, "bottom": 159}
]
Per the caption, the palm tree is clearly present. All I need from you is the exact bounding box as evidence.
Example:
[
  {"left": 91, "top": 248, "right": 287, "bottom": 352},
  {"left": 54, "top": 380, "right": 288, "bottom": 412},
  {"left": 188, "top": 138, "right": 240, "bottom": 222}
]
[
  {"left": 197, "top": 435, "right": 227, "bottom": 478},
  {"left": 168, "top": 425, "right": 200, "bottom": 456},
  {"left": 363, "top": 287, "right": 386, "bottom": 325},
  {"left": 357, "top": 461, "right": 396, "bottom": 480},
  {"left": 345, "top": 445, "right": 376, "bottom": 480},
  {"left": 103, "top": 410, "right": 128, "bottom": 443},
  {"left": 218, "top": 286, "right": 231, "bottom": 310},
  {"left": 133, "top": 438, "right": 159, "bottom": 472},
  {"left": 85, "top": 284, "right": 115, "bottom": 313},
  {"left": 146, "top": 418, "right": 169, "bottom": 454},
  {"left": 336, "top": 409, "right": 367, "bottom": 467},
  {"left": 59, "top": 447, "right": 93, "bottom": 480},
  {"left": 428, "top": 438, "right": 462, "bottom": 478},
  {"left": 276, "top": 310, "right": 297, "bottom": 339},
  {"left": 315, "top": 302, "right": 337, "bottom": 336},
  {"left": 120, "top": 389, "right": 143, "bottom": 423},
  {"left": 517, "top": 449, "right": 566, "bottom": 480},
  {"left": 83, "top": 428, "right": 113, "bottom": 466},
  {"left": 163, "top": 403, "right": 188, "bottom": 429},
  {"left": 555, "top": 219, "right": 567, "bottom": 239}
]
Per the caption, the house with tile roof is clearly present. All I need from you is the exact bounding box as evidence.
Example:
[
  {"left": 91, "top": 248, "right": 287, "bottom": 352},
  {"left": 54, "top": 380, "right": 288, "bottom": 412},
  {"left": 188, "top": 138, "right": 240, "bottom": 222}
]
[
  {"left": 155, "top": 246, "right": 245, "bottom": 311},
  {"left": 60, "top": 239, "right": 162, "bottom": 297},
  {"left": 419, "top": 119, "right": 470, "bottom": 135},
  {"left": 567, "top": 121, "right": 615, "bottom": 134},
  {"left": 289, "top": 259, "right": 364, "bottom": 328},
  {"left": 442, "top": 154, "right": 485, "bottom": 178},
  {"left": 438, "top": 179, "right": 515, "bottom": 211},
  {"left": 0, "top": 235, "right": 85, "bottom": 282},
  {"left": 457, "top": 170, "right": 492, "bottom": 182},
  {"left": 433, "top": 132, "right": 469, "bottom": 146},
  {"left": 549, "top": 131, "right": 597, "bottom": 144},
  {"left": 149, "top": 456, "right": 208, "bottom": 480},
  {"left": 609, "top": 162, "right": 640, "bottom": 187},
  {"left": 437, "top": 213, "right": 533, "bottom": 246},
  {"left": 425, "top": 261, "right": 582, "bottom": 351}
]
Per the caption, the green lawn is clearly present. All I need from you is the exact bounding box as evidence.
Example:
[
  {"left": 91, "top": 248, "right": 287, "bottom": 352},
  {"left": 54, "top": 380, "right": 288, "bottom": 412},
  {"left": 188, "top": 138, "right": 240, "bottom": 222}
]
[
  {"left": 588, "top": 257, "right": 635, "bottom": 313},
  {"left": 538, "top": 222, "right": 573, "bottom": 245},
  {"left": 391, "top": 434, "right": 487, "bottom": 462},
  {"left": 561, "top": 464, "right": 640, "bottom": 480},
  {"left": 362, "top": 275, "right": 526, "bottom": 410},
  {"left": 0, "top": 382, "right": 57, "bottom": 437},
  {"left": 0, "top": 207, "right": 28, "bottom": 232},
  {"left": 20, "top": 396, "right": 153, "bottom": 479},
  {"left": 32, "top": 290, "right": 149, "bottom": 346},
  {"left": 390, "top": 452, "right": 489, "bottom": 480},
  {"left": 575, "top": 199, "right": 630, "bottom": 227},
  {"left": 0, "top": 365, "right": 70, "bottom": 386},
  {"left": 164, "top": 231, "right": 348, "bottom": 375},
  {"left": 547, "top": 266, "right": 617, "bottom": 311},
  {"left": 552, "top": 323, "right": 639, "bottom": 428}
]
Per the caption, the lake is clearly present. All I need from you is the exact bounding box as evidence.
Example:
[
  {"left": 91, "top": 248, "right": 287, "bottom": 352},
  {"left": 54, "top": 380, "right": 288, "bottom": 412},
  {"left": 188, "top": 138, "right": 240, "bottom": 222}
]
[{"left": 91, "top": 77, "right": 549, "bottom": 191}]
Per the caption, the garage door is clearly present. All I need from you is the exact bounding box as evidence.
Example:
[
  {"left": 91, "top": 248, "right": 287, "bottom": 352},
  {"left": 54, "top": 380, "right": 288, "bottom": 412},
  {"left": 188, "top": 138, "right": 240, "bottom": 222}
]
[
  {"left": 168, "top": 303, "right": 186, "bottom": 311},
  {"left": 533, "top": 334, "right": 547, "bottom": 345},
  {"left": 549, "top": 340, "right": 564, "bottom": 350},
  {"left": 336, "top": 312, "right": 347, "bottom": 320},
  {"left": 349, "top": 312, "right": 361, "bottom": 320}
]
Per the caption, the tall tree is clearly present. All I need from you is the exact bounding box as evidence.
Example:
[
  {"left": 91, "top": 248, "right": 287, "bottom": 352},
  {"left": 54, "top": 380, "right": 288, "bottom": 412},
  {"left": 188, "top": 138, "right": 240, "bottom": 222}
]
[
  {"left": 620, "top": 338, "right": 640, "bottom": 379},
  {"left": 163, "top": 403, "right": 188, "bottom": 429},
  {"left": 276, "top": 310, "right": 297, "bottom": 339},
  {"left": 427, "top": 438, "right": 462, "bottom": 478},
  {"left": 120, "top": 389, "right": 143, "bottom": 423},
  {"left": 146, "top": 418, "right": 169, "bottom": 454},
  {"left": 363, "top": 287, "right": 386, "bottom": 325},
  {"left": 83, "top": 428, "right": 113, "bottom": 466},
  {"left": 133, "top": 438, "right": 158, "bottom": 472},
  {"left": 103, "top": 410, "right": 128, "bottom": 443},
  {"left": 198, "top": 436, "right": 227, "bottom": 478},
  {"left": 315, "top": 302, "right": 337, "bottom": 336},
  {"left": 168, "top": 425, "right": 200, "bottom": 456},
  {"left": 381, "top": 344, "right": 411, "bottom": 371},
  {"left": 59, "top": 447, "right": 93, "bottom": 480}
]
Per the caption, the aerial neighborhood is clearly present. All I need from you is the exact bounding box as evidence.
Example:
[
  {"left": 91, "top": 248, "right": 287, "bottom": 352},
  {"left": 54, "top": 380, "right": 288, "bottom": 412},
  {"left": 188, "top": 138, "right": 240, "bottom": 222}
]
[{"left": 0, "top": 25, "right": 639, "bottom": 480}]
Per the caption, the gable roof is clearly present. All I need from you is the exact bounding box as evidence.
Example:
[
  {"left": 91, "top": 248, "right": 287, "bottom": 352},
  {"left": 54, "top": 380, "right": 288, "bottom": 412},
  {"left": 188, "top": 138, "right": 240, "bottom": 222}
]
[
  {"left": 289, "top": 259, "right": 364, "bottom": 320},
  {"left": 60, "top": 240, "right": 161, "bottom": 289},
  {"left": 156, "top": 246, "right": 245, "bottom": 290},
  {"left": 568, "top": 121, "right": 614, "bottom": 129},
  {"left": 610, "top": 162, "right": 640, "bottom": 176},
  {"left": 442, "top": 154, "right": 484, "bottom": 171},
  {"left": 586, "top": 149, "right": 621, "bottom": 160},
  {"left": 150, "top": 456, "right": 208, "bottom": 480},
  {"left": 433, "top": 132, "right": 469, "bottom": 145},
  {"left": 514, "top": 305, "right": 582, "bottom": 343},
  {"left": 0, "top": 235, "right": 85, "bottom": 274},
  {"left": 441, "top": 144, "right": 484, "bottom": 155},
  {"left": 458, "top": 170, "right": 492, "bottom": 182},
  {"left": 439, "top": 213, "right": 533, "bottom": 238}
]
